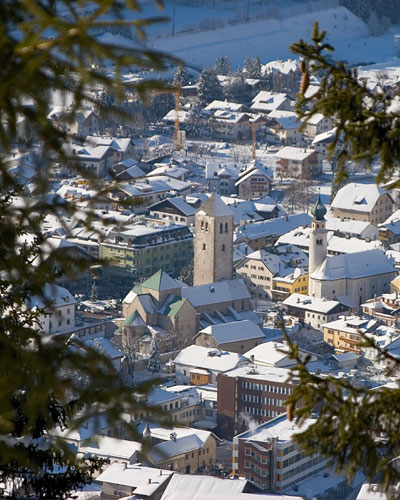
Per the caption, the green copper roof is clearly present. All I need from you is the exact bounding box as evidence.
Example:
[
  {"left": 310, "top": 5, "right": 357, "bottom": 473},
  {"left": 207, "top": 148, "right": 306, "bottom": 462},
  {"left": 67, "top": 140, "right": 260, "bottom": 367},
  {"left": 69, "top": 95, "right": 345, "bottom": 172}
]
[
  {"left": 164, "top": 297, "right": 186, "bottom": 317},
  {"left": 141, "top": 269, "right": 179, "bottom": 291},
  {"left": 123, "top": 311, "right": 139, "bottom": 326},
  {"left": 311, "top": 194, "right": 327, "bottom": 221}
]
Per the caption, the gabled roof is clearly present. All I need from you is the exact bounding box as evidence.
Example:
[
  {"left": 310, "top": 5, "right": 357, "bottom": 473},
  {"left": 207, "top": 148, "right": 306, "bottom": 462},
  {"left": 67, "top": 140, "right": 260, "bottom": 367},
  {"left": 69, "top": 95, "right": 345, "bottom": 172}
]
[
  {"left": 275, "top": 146, "right": 316, "bottom": 161},
  {"left": 331, "top": 183, "right": 392, "bottom": 212},
  {"left": 141, "top": 270, "right": 181, "bottom": 292},
  {"left": 174, "top": 345, "right": 246, "bottom": 372},
  {"left": 149, "top": 196, "right": 195, "bottom": 217},
  {"left": 161, "top": 297, "right": 187, "bottom": 317},
  {"left": 311, "top": 249, "right": 396, "bottom": 281},
  {"left": 123, "top": 310, "right": 146, "bottom": 327},
  {"left": 200, "top": 320, "right": 264, "bottom": 344},
  {"left": 96, "top": 463, "right": 173, "bottom": 490},
  {"left": 149, "top": 434, "right": 207, "bottom": 462},
  {"left": 197, "top": 193, "right": 233, "bottom": 218},
  {"left": 182, "top": 279, "right": 250, "bottom": 307}
]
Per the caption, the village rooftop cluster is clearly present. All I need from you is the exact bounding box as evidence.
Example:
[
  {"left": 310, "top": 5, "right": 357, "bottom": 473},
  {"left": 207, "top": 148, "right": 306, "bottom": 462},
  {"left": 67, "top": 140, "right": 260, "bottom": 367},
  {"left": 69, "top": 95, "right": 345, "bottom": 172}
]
[{"left": 10, "top": 4, "right": 400, "bottom": 500}]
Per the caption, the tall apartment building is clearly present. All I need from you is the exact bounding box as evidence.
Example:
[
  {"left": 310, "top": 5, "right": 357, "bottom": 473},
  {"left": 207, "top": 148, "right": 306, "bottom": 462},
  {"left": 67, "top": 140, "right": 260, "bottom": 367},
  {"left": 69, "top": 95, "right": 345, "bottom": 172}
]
[
  {"left": 217, "top": 364, "right": 298, "bottom": 440},
  {"left": 233, "top": 414, "right": 328, "bottom": 493}
]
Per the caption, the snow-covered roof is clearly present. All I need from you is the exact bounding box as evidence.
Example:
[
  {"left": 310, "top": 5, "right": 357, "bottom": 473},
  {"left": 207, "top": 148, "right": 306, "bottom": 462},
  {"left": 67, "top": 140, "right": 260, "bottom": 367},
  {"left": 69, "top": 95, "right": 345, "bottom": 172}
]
[
  {"left": 147, "top": 164, "right": 188, "bottom": 179},
  {"left": 236, "top": 413, "right": 316, "bottom": 444},
  {"left": 174, "top": 345, "right": 246, "bottom": 372},
  {"left": 79, "top": 435, "right": 141, "bottom": 460},
  {"left": 197, "top": 193, "right": 233, "bottom": 218},
  {"left": 149, "top": 196, "right": 195, "bottom": 217},
  {"left": 149, "top": 433, "right": 208, "bottom": 462},
  {"left": 96, "top": 463, "right": 173, "bottom": 490},
  {"left": 331, "top": 183, "right": 391, "bottom": 212},
  {"left": 243, "top": 341, "right": 293, "bottom": 366},
  {"left": 274, "top": 146, "right": 315, "bottom": 161},
  {"left": 204, "top": 100, "right": 246, "bottom": 113},
  {"left": 27, "top": 283, "right": 76, "bottom": 310},
  {"left": 312, "top": 127, "right": 337, "bottom": 145},
  {"left": 357, "top": 484, "right": 387, "bottom": 500},
  {"left": 311, "top": 249, "right": 395, "bottom": 281},
  {"left": 283, "top": 293, "right": 347, "bottom": 314},
  {"left": 268, "top": 110, "right": 299, "bottom": 129},
  {"left": 84, "top": 337, "right": 123, "bottom": 360},
  {"left": 162, "top": 109, "right": 189, "bottom": 123},
  {"left": 234, "top": 213, "right": 312, "bottom": 242},
  {"left": 160, "top": 474, "right": 257, "bottom": 500},
  {"left": 325, "top": 217, "right": 376, "bottom": 236},
  {"left": 305, "top": 112, "right": 328, "bottom": 125},
  {"left": 182, "top": 279, "right": 250, "bottom": 307},
  {"left": 199, "top": 320, "right": 264, "bottom": 344},
  {"left": 222, "top": 363, "right": 293, "bottom": 384},
  {"left": 241, "top": 245, "right": 308, "bottom": 276}
]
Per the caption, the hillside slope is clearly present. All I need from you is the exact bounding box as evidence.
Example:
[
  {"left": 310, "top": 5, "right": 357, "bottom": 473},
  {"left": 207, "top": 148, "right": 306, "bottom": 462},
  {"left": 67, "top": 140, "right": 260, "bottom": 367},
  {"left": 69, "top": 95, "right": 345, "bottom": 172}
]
[{"left": 148, "top": 6, "right": 368, "bottom": 68}]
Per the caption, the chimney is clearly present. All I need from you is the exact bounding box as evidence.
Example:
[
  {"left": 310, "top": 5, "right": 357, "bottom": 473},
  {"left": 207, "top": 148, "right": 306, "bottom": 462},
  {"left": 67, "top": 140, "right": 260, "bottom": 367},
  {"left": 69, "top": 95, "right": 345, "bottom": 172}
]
[
  {"left": 148, "top": 478, "right": 152, "bottom": 484},
  {"left": 159, "top": 470, "right": 163, "bottom": 476},
  {"left": 250, "top": 354, "right": 255, "bottom": 363},
  {"left": 123, "top": 462, "right": 127, "bottom": 469}
]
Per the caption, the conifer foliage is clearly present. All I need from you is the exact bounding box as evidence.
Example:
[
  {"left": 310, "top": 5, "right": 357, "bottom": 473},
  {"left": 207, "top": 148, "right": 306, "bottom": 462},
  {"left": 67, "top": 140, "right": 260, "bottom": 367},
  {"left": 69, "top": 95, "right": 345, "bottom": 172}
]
[
  {"left": 286, "top": 22, "right": 400, "bottom": 494},
  {"left": 147, "top": 337, "right": 161, "bottom": 373},
  {"left": 197, "top": 67, "right": 224, "bottom": 106},
  {"left": 0, "top": 0, "right": 175, "bottom": 497}
]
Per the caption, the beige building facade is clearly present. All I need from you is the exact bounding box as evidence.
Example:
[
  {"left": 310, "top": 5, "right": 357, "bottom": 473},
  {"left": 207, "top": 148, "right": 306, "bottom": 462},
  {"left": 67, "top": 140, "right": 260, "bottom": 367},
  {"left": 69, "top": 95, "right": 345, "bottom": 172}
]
[{"left": 193, "top": 194, "right": 234, "bottom": 286}]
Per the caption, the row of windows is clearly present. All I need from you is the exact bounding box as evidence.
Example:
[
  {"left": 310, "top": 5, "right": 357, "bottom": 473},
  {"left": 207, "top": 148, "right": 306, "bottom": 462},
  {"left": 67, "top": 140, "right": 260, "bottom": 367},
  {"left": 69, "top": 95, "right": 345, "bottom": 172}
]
[
  {"left": 242, "top": 394, "right": 285, "bottom": 406},
  {"left": 243, "top": 407, "right": 282, "bottom": 417},
  {"left": 283, "top": 451, "right": 305, "bottom": 467},
  {"left": 242, "top": 382, "right": 292, "bottom": 394},
  {"left": 244, "top": 462, "right": 268, "bottom": 476},
  {"left": 245, "top": 449, "right": 269, "bottom": 463},
  {"left": 281, "top": 456, "right": 325, "bottom": 481}
]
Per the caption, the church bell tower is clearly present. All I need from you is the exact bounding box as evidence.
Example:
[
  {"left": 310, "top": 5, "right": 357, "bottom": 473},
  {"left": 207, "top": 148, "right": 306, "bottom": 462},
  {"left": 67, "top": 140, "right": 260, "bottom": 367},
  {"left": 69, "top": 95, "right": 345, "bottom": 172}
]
[{"left": 309, "top": 195, "right": 327, "bottom": 296}]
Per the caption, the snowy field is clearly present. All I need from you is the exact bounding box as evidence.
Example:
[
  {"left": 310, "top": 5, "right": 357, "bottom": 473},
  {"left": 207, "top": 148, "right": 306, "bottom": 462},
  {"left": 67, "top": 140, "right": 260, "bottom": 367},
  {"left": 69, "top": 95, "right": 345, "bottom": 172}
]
[{"left": 146, "top": 5, "right": 370, "bottom": 68}]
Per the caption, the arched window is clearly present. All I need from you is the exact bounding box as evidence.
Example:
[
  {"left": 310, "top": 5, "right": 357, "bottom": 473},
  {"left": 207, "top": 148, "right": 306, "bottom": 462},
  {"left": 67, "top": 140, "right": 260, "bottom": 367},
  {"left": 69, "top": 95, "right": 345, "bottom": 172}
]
[
  {"left": 220, "top": 223, "right": 223, "bottom": 233},
  {"left": 201, "top": 221, "right": 204, "bottom": 231},
  {"left": 205, "top": 222, "right": 208, "bottom": 232},
  {"left": 202, "top": 243, "right": 206, "bottom": 250},
  {"left": 222, "top": 244, "right": 225, "bottom": 251},
  {"left": 225, "top": 222, "right": 228, "bottom": 232}
]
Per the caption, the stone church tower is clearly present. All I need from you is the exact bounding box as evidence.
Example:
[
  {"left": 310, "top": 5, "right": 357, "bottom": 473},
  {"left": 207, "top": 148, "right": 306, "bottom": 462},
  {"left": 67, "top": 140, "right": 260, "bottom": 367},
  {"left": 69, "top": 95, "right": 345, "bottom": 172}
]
[
  {"left": 193, "top": 194, "right": 234, "bottom": 286},
  {"left": 308, "top": 195, "right": 327, "bottom": 297}
]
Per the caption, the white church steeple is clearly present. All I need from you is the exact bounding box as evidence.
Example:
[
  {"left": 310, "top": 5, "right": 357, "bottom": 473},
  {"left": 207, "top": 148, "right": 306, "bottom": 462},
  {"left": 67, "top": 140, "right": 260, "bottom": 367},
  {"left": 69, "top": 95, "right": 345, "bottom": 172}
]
[{"left": 309, "top": 194, "right": 327, "bottom": 297}]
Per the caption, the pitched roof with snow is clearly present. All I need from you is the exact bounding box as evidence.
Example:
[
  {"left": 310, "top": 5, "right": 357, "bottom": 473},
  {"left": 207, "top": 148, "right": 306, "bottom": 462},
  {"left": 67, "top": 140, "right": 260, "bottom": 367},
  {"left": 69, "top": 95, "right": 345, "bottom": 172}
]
[
  {"left": 197, "top": 193, "right": 233, "bottom": 218},
  {"left": 96, "top": 463, "right": 173, "bottom": 490},
  {"left": 182, "top": 279, "right": 250, "bottom": 307},
  {"left": 274, "top": 146, "right": 316, "bottom": 161},
  {"left": 234, "top": 213, "right": 312, "bottom": 242},
  {"left": 311, "top": 249, "right": 396, "bottom": 281},
  {"left": 283, "top": 293, "right": 347, "bottom": 314},
  {"left": 174, "top": 345, "right": 246, "bottom": 372},
  {"left": 331, "top": 183, "right": 391, "bottom": 212},
  {"left": 200, "top": 320, "right": 264, "bottom": 344}
]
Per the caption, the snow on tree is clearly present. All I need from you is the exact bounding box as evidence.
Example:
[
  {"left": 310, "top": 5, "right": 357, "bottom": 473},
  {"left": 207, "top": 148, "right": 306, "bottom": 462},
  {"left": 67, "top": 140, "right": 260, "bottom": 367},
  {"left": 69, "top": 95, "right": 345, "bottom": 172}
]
[
  {"left": 184, "top": 103, "right": 204, "bottom": 138},
  {"left": 214, "top": 55, "right": 232, "bottom": 76},
  {"left": 147, "top": 337, "right": 161, "bottom": 373},
  {"left": 224, "top": 70, "right": 249, "bottom": 103},
  {"left": 173, "top": 65, "right": 190, "bottom": 87},
  {"left": 197, "top": 67, "right": 223, "bottom": 106},
  {"left": 89, "top": 281, "right": 98, "bottom": 302},
  {"left": 244, "top": 56, "right": 262, "bottom": 79}
]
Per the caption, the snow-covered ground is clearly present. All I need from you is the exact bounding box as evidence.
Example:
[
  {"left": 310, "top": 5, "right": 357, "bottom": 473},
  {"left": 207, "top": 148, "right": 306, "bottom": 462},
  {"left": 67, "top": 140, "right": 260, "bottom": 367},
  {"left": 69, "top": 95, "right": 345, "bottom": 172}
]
[{"left": 147, "top": 5, "right": 369, "bottom": 68}]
